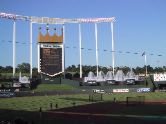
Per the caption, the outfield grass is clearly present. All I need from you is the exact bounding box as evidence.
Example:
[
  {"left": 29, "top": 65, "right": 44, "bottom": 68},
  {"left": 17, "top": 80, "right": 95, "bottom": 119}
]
[
  {"left": 0, "top": 92, "right": 166, "bottom": 112},
  {"left": 103, "top": 92, "right": 166, "bottom": 101},
  {"left": 34, "top": 84, "right": 76, "bottom": 92},
  {"left": 0, "top": 94, "right": 90, "bottom": 111}
]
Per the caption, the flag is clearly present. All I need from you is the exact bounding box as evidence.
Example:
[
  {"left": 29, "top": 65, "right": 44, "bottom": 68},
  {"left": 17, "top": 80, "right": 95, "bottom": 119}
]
[{"left": 142, "top": 52, "right": 145, "bottom": 56}]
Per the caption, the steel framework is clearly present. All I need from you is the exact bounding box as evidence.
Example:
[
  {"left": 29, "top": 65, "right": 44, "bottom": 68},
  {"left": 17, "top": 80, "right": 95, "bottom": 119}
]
[
  {"left": 0, "top": 12, "right": 115, "bottom": 24},
  {"left": 0, "top": 12, "right": 115, "bottom": 78}
]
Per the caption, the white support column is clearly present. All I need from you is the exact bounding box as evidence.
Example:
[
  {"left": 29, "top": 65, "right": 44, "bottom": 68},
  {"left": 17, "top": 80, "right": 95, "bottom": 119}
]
[
  {"left": 144, "top": 54, "right": 147, "bottom": 76},
  {"left": 95, "top": 23, "right": 99, "bottom": 77},
  {"left": 79, "top": 24, "right": 82, "bottom": 78},
  {"left": 62, "top": 24, "right": 65, "bottom": 74},
  {"left": 111, "top": 22, "right": 115, "bottom": 77},
  {"left": 30, "top": 22, "right": 33, "bottom": 78},
  {"left": 37, "top": 43, "right": 40, "bottom": 73},
  {"left": 12, "top": 21, "right": 16, "bottom": 77}
]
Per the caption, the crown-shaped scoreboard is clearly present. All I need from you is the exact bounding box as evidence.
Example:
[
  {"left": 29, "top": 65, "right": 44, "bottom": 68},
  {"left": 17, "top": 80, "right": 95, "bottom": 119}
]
[
  {"left": 38, "top": 28, "right": 63, "bottom": 43},
  {"left": 38, "top": 27, "right": 64, "bottom": 77}
]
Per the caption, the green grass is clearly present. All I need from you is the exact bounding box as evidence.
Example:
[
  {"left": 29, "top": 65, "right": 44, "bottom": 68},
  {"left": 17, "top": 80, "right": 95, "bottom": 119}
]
[
  {"left": 0, "top": 94, "right": 90, "bottom": 111},
  {"left": 103, "top": 92, "right": 166, "bottom": 101},
  {"left": 0, "top": 92, "right": 166, "bottom": 112},
  {"left": 34, "top": 84, "right": 76, "bottom": 92}
]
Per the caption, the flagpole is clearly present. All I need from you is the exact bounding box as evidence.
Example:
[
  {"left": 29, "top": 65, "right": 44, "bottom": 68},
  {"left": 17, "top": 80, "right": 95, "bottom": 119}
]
[{"left": 144, "top": 54, "right": 147, "bottom": 77}]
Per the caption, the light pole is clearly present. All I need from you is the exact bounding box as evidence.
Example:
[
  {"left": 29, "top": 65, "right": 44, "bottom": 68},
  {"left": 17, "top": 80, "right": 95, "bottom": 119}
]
[
  {"left": 142, "top": 52, "right": 147, "bottom": 77},
  {"left": 111, "top": 22, "right": 115, "bottom": 77},
  {"left": 95, "top": 23, "right": 99, "bottom": 77},
  {"left": 30, "top": 22, "right": 33, "bottom": 78},
  {"left": 13, "top": 21, "right": 16, "bottom": 78}
]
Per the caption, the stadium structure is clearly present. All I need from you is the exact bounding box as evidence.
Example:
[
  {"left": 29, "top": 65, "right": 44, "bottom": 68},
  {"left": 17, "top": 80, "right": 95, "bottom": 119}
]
[{"left": 1, "top": 12, "right": 166, "bottom": 91}]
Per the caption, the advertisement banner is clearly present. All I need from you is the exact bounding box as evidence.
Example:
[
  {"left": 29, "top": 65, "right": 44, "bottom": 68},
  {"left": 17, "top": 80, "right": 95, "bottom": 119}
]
[
  {"left": 137, "top": 88, "right": 150, "bottom": 93},
  {"left": 113, "top": 89, "right": 129, "bottom": 93},
  {"left": 154, "top": 74, "right": 166, "bottom": 81},
  {"left": 41, "top": 43, "right": 62, "bottom": 48}
]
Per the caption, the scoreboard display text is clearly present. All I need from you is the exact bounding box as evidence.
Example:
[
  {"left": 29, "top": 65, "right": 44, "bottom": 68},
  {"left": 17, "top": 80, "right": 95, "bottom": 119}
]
[{"left": 40, "top": 48, "right": 62, "bottom": 75}]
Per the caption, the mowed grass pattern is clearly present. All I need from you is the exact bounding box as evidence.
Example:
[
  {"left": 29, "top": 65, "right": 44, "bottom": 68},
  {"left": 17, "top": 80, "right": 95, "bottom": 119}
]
[
  {"left": 0, "top": 94, "right": 90, "bottom": 111},
  {"left": 34, "top": 84, "right": 75, "bottom": 92},
  {"left": 103, "top": 92, "right": 166, "bottom": 101},
  {"left": 0, "top": 93, "right": 166, "bottom": 112}
]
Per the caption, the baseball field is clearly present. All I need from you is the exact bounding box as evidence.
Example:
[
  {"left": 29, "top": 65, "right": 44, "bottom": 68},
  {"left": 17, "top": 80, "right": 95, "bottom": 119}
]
[{"left": 0, "top": 92, "right": 166, "bottom": 124}]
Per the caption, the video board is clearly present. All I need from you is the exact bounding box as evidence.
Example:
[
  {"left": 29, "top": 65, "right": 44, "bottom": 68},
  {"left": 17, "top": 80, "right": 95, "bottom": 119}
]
[{"left": 40, "top": 47, "right": 62, "bottom": 75}]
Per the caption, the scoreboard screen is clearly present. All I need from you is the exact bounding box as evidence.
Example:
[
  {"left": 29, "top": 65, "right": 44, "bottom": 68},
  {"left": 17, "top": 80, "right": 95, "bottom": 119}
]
[
  {"left": 154, "top": 74, "right": 166, "bottom": 82},
  {"left": 40, "top": 48, "right": 62, "bottom": 75}
]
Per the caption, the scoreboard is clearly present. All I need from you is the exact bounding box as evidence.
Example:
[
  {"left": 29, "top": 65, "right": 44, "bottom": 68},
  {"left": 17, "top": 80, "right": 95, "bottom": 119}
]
[
  {"left": 38, "top": 28, "right": 64, "bottom": 77},
  {"left": 39, "top": 43, "right": 63, "bottom": 76}
]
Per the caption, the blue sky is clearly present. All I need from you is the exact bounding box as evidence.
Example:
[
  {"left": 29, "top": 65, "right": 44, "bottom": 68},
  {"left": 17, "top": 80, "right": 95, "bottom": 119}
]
[{"left": 0, "top": 0, "right": 166, "bottom": 68}]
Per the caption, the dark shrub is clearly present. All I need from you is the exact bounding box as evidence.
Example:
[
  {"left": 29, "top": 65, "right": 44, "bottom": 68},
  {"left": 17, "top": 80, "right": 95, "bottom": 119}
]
[
  {"left": 73, "top": 73, "right": 80, "bottom": 78},
  {"left": 65, "top": 73, "right": 72, "bottom": 80}
]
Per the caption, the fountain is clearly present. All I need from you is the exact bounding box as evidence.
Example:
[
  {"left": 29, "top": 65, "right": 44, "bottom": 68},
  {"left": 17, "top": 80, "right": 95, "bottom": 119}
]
[
  {"left": 82, "top": 69, "right": 142, "bottom": 86},
  {"left": 105, "top": 71, "right": 116, "bottom": 84},
  {"left": 125, "top": 69, "right": 138, "bottom": 84},
  {"left": 126, "top": 69, "right": 135, "bottom": 79},
  {"left": 114, "top": 70, "right": 125, "bottom": 82},
  {"left": 106, "top": 71, "right": 114, "bottom": 80},
  {"left": 88, "top": 71, "right": 95, "bottom": 79},
  {"left": 84, "top": 71, "right": 97, "bottom": 85},
  {"left": 96, "top": 71, "right": 105, "bottom": 82}
]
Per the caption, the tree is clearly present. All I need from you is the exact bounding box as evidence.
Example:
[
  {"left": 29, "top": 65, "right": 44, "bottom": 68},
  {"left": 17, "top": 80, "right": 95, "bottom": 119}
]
[
  {"left": 17, "top": 63, "right": 30, "bottom": 73},
  {"left": 0, "top": 66, "right": 4, "bottom": 73},
  {"left": 66, "top": 65, "right": 78, "bottom": 72},
  {"left": 65, "top": 73, "right": 72, "bottom": 79},
  {"left": 121, "top": 66, "right": 130, "bottom": 75},
  {"left": 154, "top": 67, "right": 164, "bottom": 73},
  {"left": 163, "top": 66, "right": 166, "bottom": 72},
  {"left": 102, "top": 66, "right": 109, "bottom": 74},
  {"left": 73, "top": 73, "right": 80, "bottom": 78},
  {"left": 82, "top": 65, "right": 91, "bottom": 76},
  {"left": 32, "top": 67, "right": 38, "bottom": 78},
  {"left": 65, "top": 64, "right": 166, "bottom": 76},
  {"left": 135, "top": 66, "right": 144, "bottom": 74},
  {"left": 5, "top": 66, "right": 13, "bottom": 73},
  {"left": 146, "top": 65, "right": 154, "bottom": 74}
]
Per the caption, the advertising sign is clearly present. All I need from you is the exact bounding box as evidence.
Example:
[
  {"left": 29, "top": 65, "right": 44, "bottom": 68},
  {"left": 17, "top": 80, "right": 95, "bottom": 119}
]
[
  {"left": 154, "top": 74, "right": 166, "bottom": 82},
  {"left": 137, "top": 88, "right": 150, "bottom": 93},
  {"left": 41, "top": 44, "right": 62, "bottom": 48},
  {"left": 19, "top": 76, "right": 30, "bottom": 84},
  {"left": 113, "top": 89, "right": 129, "bottom": 93}
]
